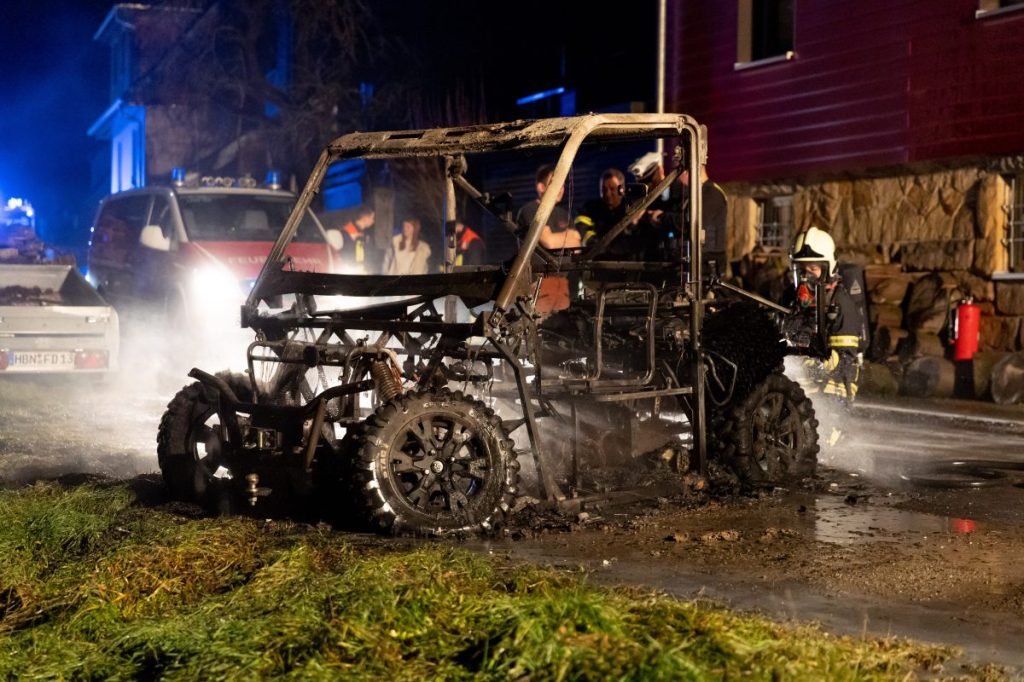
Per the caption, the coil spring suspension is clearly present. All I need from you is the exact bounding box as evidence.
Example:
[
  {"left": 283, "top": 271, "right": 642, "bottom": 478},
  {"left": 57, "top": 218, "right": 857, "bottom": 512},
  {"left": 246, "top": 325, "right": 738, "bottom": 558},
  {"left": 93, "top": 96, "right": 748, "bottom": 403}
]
[{"left": 371, "top": 358, "right": 404, "bottom": 402}]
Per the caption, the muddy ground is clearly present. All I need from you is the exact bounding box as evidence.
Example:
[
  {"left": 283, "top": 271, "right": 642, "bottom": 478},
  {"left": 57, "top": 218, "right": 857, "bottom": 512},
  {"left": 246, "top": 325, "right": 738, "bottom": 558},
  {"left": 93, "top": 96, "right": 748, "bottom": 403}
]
[{"left": 2, "top": 367, "right": 1024, "bottom": 672}]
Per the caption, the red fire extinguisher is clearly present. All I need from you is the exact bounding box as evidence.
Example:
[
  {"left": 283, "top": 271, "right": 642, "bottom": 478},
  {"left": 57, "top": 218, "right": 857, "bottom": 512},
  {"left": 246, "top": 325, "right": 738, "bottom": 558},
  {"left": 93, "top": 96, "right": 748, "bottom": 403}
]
[{"left": 951, "top": 297, "right": 980, "bottom": 361}]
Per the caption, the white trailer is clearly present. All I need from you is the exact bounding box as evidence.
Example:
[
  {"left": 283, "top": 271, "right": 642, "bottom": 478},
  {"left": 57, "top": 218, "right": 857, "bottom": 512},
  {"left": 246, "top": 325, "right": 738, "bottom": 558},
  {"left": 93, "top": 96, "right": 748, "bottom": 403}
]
[{"left": 0, "top": 265, "right": 119, "bottom": 374}]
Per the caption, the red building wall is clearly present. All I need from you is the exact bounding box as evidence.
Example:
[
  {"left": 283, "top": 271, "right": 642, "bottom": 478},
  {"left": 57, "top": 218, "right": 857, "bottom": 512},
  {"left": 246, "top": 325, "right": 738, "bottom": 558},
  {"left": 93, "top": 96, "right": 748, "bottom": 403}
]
[{"left": 668, "top": 1, "right": 1024, "bottom": 183}]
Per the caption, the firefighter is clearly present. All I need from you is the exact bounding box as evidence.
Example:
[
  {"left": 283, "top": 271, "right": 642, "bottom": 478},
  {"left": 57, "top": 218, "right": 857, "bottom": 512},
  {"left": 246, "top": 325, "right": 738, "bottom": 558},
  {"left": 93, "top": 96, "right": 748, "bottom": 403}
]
[
  {"left": 339, "top": 205, "right": 377, "bottom": 273},
  {"left": 454, "top": 220, "right": 485, "bottom": 266},
  {"left": 787, "top": 227, "right": 865, "bottom": 406}
]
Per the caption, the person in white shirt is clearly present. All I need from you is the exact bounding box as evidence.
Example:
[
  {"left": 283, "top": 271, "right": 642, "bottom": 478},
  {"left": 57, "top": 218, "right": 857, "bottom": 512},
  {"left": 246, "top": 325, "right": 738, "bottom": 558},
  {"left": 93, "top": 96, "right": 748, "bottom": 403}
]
[{"left": 383, "top": 217, "right": 431, "bottom": 276}]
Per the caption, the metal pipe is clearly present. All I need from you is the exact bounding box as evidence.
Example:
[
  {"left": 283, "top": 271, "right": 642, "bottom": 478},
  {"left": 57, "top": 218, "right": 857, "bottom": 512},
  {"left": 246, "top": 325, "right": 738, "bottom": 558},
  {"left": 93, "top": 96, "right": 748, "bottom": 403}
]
[
  {"left": 302, "top": 399, "right": 328, "bottom": 472},
  {"left": 714, "top": 280, "right": 793, "bottom": 315},
  {"left": 452, "top": 175, "right": 560, "bottom": 267},
  {"left": 247, "top": 149, "right": 332, "bottom": 309},
  {"left": 494, "top": 120, "right": 598, "bottom": 312},
  {"left": 687, "top": 131, "right": 707, "bottom": 478},
  {"left": 581, "top": 166, "right": 682, "bottom": 262},
  {"left": 656, "top": 0, "right": 667, "bottom": 157},
  {"left": 444, "top": 157, "right": 459, "bottom": 322},
  {"left": 491, "top": 338, "right": 565, "bottom": 502}
]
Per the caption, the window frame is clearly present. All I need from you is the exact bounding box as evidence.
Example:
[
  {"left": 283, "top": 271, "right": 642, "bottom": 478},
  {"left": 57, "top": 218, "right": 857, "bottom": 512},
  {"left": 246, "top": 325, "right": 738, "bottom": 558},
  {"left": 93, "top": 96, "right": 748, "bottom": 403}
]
[
  {"left": 754, "top": 194, "right": 793, "bottom": 253},
  {"left": 1003, "top": 173, "right": 1024, "bottom": 274},
  {"left": 976, "top": 0, "right": 1024, "bottom": 20},
  {"left": 735, "top": 0, "right": 796, "bottom": 71}
]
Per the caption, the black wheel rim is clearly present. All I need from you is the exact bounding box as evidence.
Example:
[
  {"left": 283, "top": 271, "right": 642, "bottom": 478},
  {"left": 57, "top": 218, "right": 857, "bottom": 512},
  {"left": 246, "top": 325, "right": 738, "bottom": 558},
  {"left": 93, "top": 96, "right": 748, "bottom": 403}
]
[
  {"left": 389, "top": 413, "right": 491, "bottom": 516},
  {"left": 186, "top": 404, "right": 224, "bottom": 487},
  {"left": 751, "top": 391, "right": 801, "bottom": 477}
]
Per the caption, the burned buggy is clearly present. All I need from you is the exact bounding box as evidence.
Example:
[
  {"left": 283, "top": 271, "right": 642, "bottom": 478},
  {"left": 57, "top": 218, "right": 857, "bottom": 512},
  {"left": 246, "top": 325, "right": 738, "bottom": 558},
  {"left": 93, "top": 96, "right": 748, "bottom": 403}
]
[{"left": 157, "top": 114, "right": 819, "bottom": 533}]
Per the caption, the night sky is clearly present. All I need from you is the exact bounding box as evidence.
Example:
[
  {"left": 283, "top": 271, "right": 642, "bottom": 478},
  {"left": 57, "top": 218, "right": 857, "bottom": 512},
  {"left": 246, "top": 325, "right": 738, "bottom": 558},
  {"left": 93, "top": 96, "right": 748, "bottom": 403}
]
[
  {"left": 0, "top": 0, "right": 111, "bottom": 242},
  {"left": 0, "top": 0, "right": 655, "bottom": 248}
]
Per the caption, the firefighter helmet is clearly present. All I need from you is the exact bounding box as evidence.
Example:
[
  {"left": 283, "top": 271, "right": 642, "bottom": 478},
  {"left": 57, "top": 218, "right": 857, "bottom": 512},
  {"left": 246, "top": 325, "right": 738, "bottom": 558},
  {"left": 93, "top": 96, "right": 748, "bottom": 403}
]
[{"left": 791, "top": 227, "right": 836, "bottom": 278}]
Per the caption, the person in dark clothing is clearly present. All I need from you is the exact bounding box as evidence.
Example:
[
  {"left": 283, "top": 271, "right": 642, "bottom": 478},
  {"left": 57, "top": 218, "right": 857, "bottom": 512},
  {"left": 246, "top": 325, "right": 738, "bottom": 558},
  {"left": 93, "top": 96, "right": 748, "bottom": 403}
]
[
  {"left": 575, "top": 168, "right": 627, "bottom": 246},
  {"left": 454, "top": 220, "right": 486, "bottom": 266},
  {"left": 339, "top": 204, "right": 378, "bottom": 273},
  {"left": 647, "top": 162, "right": 728, "bottom": 274},
  {"left": 574, "top": 167, "right": 661, "bottom": 261},
  {"left": 683, "top": 164, "right": 728, "bottom": 274},
  {"left": 514, "top": 164, "right": 578, "bottom": 250},
  {"left": 514, "top": 164, "right": 580, "bottom": 314}
]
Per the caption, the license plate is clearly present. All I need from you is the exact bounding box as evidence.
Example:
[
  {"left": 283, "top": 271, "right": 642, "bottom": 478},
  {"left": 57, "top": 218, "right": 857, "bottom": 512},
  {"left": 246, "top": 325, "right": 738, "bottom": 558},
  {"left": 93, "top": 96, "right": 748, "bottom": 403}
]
[{"left": 7, "top": 351, "right": 76, "bottom": 371}]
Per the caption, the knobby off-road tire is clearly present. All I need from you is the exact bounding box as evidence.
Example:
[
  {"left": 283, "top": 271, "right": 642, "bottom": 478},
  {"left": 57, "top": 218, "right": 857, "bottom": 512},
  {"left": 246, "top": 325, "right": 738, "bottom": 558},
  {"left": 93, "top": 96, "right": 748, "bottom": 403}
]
[
  {"left": 349, "top": 388, "right": 519, "bottom": 535},
  {"left": 157, "top": 372, "right": 252, "bottom": 502},
  {"left": 717, "top": 371, "right": 819, "bottom": 484}
]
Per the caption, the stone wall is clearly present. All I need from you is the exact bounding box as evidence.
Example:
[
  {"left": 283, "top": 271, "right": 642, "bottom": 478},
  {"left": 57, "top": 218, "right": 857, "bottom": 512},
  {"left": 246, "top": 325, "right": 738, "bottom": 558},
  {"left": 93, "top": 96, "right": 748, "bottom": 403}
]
[{"left": 722, "top": 165, "right": 1022, "bottom": 378}]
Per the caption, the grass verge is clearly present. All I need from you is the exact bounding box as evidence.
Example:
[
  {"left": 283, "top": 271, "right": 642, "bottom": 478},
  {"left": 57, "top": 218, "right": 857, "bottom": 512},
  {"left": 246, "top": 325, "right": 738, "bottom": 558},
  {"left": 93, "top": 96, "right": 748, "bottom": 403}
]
[{"left": 0, "top": 480, "right": 970, "bottom": 680}]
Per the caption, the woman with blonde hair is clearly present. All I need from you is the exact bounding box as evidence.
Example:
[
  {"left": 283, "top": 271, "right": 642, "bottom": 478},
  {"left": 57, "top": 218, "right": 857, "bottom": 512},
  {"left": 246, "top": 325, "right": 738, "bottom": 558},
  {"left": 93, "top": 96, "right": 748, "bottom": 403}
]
[{"left": 383, "top": 217, "right": 432, "bottom": 275}]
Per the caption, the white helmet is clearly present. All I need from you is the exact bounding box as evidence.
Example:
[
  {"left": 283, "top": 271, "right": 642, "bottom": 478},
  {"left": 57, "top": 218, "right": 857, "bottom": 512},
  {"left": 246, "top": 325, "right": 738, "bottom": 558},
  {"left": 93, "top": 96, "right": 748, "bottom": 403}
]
[
  {"left": 629, "top": 151, "right": 662, "bottom": 181},
  {"left": 791, "top": 226, "right": 836, "bottom": 278}
]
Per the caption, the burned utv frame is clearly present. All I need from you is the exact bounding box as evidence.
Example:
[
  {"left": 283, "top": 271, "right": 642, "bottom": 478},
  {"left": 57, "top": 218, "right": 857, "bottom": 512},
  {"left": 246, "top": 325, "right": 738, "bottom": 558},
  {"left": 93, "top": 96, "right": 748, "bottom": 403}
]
[{"left": 157, "top": 114, "right": 819, "bottom": 534}]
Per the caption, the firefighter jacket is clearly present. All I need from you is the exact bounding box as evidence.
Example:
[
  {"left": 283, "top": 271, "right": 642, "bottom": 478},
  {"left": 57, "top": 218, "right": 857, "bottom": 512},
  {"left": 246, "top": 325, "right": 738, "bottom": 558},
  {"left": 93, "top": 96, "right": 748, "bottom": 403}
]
[
  {"left": 456, "top": 227, "right": 485, "bottom": 266},
  {"left": 814, "top": 279, "right": 865, "bottom": 401}
]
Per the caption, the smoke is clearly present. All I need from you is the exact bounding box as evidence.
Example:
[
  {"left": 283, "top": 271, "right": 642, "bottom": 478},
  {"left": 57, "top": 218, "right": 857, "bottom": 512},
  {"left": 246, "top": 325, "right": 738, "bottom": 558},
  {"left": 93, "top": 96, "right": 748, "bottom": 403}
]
[
  {"left": 782, "top": 356, "right": 885, "bottom": 482},
  {"left": 0, "top": 314, "right": 253, "bottom": 486}
]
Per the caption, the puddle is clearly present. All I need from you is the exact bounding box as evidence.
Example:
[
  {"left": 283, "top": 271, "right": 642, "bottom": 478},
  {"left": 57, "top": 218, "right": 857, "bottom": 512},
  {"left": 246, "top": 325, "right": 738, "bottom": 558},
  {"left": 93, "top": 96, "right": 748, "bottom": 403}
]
[{"left": 803, "top": 494, "right": 978, "bottom": 545}]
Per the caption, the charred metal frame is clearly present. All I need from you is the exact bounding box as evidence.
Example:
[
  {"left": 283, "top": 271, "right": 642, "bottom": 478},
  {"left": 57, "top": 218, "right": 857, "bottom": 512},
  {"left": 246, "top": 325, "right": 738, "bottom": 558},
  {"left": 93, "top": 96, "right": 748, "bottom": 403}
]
[{"left": 220, "top": 114, "right": 708, "bottom": 503}]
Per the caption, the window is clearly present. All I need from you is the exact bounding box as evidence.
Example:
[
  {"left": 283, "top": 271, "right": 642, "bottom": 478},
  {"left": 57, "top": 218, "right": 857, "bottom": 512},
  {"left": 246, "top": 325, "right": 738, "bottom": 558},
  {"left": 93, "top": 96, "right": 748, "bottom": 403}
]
[
  {"left": 149, "top": 197, "right": 176, "bottom": 241},
  {"left": 177, "top": 194, "right": 325, "bottom": 243},
  {"left": 737, "top": 0, "right": 795, "bottom": 68},
  {"left": 1005, "top": 175, "right": 1024, "bottom": 272},
  {"left": 977, "top": 0, "right": 1024, "bottom": 18},
  {"left": 92, "top": 194, "right": 152, "bottom": 265},
  {"left": 755, "top": 196, "right": 792, "bottom": 251}
]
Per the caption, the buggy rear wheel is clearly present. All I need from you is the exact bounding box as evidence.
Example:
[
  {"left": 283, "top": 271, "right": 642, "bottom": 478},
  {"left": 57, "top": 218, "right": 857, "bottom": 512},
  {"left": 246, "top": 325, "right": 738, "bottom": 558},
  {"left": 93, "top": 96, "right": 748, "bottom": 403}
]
[
  {"left": 350, "top": 389, "right": 519, "bottom": 534},
  {"left": 716, "top": 371, "right": 819, "bottom": 484}
]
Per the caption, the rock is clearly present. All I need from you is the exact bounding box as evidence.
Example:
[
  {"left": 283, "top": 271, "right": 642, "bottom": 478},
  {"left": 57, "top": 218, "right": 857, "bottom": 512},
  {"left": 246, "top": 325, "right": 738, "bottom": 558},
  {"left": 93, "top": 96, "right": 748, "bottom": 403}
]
[
  {"left": 700, "top": 529, "right": 741, "bottom": 544},
  {"left": 980, "top": 315, "right": 1022, "bottom": 352},
  {"left": 951, "top": 206, "right": 976, "bottom": 241},
  {"left": 759, "top": 527, "right": 795, "bottom": 543},
  {"left": 902, "top": 356, "right": 956, "bottom": 398},
  {"left": 870, "top": 304, "right": 903, "bottom": 328},
  {"left": 951, "top": 271, "right": 994, "bottom": 302},
  {"left": 840, "top": 244, "right": 888, "bottom": 265},
  {"left": 901, "top": 240, "right": 975, "bottom": 271},
  {"left": 995, "top": 282, "right": 1024, "bottom": 316},
  {"left": 973, "top": 236, "right": 1008, "bottom": 276},
  {"left": 868, "top": 275, "right": 912, "bottom": 305},
  {"left": 972, "top": 351, "right": 1010, "bottom": 400},
  {"left": 991, "top": 352, "right": 1024, "bottom": 404},
  {"left": 898, "top": 332, "right": 946, "bottom": 360},
  {"left": 664, "top": 532, "right": 690, "bottom": 543},
  {"left": 906, "top": 273, "right": 959, "bottom": 333},
  {"left": 868, "top": 327, "right": 909, "bottom": 361},
  {"left": 858, "top": 361, "right": 899, "bottom": 396},
  {"left": 977, "top": 174, "right": 1009, "bottom": 241},
  {"left": 863, "top": 263, "right": 903, "bottom": 280}
]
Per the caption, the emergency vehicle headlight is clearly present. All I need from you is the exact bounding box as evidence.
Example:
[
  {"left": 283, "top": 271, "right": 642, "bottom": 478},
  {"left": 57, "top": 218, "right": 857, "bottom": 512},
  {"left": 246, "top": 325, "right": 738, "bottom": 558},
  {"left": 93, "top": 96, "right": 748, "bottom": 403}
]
[{"left": 191, "top": 266, "right": 245, "bottom": 302}]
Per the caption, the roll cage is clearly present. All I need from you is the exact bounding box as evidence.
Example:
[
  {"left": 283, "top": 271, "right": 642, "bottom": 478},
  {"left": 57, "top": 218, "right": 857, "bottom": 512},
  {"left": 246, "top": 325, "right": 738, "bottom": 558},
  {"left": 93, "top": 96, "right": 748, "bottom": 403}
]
[{"left": 238, "top": 113, "right": 710, "bottom": 501}]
